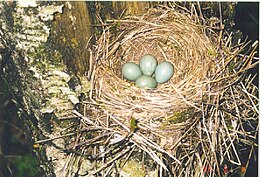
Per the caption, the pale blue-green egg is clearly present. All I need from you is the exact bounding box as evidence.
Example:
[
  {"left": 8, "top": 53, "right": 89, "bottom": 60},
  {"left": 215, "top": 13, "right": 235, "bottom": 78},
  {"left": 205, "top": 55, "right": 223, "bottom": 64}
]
[
  {"left": 155, "top": 61, "right": 174, "bottom": 84},
  {"left": 139, "top": 54, "right": 158, "bottom": 76},
  {"left": 135, "top": 75, "right": 157, "bottom": 89},
  {"left": 122, "top": 62, "right": 142, "bottom": 81}
]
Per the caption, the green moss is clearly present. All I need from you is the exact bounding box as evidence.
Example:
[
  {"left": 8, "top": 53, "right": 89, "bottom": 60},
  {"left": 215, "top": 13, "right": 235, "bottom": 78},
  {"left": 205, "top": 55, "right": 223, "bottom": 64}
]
[
  {"left": 12, "top": 154, "right": 39, "bottom": 177},
  {"left": 166, "top": 112, "right": 185, "bottom": 124},
  {"left": 110, "top": 20, "right": 121, "bottom": 33},
  {"left": 130, "top": 117, "right": 138, "bottom": 132},
  {"left": 70, "top": 37, "right": 79, "bottom": 49},
  {"left": 164, "top": 109, "right": 193, "bottom": 124},
  {"left": 121, "top": 160, "right": 146, "bottom": 177},
  {"left": 208, "top": 48, "right": 218, "bottom": 56}
]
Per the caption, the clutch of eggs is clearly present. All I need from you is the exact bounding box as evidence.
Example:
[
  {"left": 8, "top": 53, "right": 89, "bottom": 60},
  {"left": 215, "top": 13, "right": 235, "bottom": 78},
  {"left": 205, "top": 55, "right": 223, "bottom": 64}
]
[{"left": 122, "top": 54, "right": 174, "bottom": 89}]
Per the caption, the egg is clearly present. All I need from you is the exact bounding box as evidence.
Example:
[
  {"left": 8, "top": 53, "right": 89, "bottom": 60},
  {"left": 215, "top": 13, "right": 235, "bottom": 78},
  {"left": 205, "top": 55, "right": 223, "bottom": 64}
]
[
  {"left": 139, "top": 54, "right": 158, "bottom": 76},
  {"left": 122, "top": 62, "right": 142, "bottom": 81},
  {"left": 135, "top": 75, "right": 157, "bottom": 89},
  {"left": 155, "top": 61, "right": 174, "bottom": 84}
]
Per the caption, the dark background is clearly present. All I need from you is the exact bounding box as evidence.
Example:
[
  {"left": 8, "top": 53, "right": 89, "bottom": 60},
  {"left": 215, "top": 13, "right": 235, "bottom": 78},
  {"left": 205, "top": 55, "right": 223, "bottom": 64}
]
[
  {"left": 0, "top": 2, "right": 258, "bottom": 177},
  {"left": 233, "top": 2, "right": 259, "bottom": 177},
  {"left": 235, "top": 2, "right": 259, "bottom": 87}
]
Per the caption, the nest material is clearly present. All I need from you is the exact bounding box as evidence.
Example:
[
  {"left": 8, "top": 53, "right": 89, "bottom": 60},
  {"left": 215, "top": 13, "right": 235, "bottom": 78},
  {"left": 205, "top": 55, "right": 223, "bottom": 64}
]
[
  {"left": 92, "top": 9, "right": 218, "bottom": 122},
  {"left": 83, "top": 6, "right": 258, "bottom": 176}
]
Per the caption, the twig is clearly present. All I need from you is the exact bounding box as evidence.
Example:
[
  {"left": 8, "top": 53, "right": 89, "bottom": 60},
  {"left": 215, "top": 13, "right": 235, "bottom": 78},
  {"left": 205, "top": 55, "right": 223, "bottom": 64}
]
[{"left": 88, "top": 145, "right": 134, "bottom": 176}]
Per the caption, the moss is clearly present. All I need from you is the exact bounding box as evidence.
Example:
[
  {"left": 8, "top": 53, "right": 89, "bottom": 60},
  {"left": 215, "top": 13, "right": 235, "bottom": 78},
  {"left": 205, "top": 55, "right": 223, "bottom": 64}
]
[
  {"left": 163, "top": 108, "right": 194, "bottom": 124},
  {"left": 12, "top": 154, "right": 40, "bottom": 177},
  {"left": 121, "top": 160, "right": 146, "bottom": 177},
  {"left": 70, "top": 37, "right": 79, "bottom": 49},
  {"left": 130, "top": 117, "right": 138, "bottom": 132},
  {"left": 208, "top": 48, "right": 218, "bottom": 56}
]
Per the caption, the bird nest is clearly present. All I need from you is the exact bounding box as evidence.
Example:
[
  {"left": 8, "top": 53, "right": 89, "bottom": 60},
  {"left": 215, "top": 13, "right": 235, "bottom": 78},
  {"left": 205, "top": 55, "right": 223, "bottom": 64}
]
[{"left": 82, "top": 6, "right": 258, "bottom": 176}]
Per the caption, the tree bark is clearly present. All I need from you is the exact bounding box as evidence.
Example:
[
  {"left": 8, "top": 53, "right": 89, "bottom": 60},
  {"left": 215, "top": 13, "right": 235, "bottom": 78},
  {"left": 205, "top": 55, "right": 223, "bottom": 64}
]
[{"left": 0, "top": 1, "right": 156, "bottom": 176}]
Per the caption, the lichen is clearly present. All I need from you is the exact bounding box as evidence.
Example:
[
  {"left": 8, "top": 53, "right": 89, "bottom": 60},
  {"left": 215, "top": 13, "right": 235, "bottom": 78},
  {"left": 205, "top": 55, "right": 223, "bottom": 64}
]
[{"left": 13, "top": 2, "right": 64, "bottom": 52}]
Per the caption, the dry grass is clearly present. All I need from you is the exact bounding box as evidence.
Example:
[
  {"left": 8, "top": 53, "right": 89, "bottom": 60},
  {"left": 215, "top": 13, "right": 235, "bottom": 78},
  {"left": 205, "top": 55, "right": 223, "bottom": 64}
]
[{"left": 76, "top": 5, "right": 259, "bottom": 177}]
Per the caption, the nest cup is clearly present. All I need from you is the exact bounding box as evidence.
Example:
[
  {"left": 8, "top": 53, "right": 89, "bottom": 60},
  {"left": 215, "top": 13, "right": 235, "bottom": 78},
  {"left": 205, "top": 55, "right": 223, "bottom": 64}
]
[{"left": 91, "top": 8, "right": 217, "bottom": 123}]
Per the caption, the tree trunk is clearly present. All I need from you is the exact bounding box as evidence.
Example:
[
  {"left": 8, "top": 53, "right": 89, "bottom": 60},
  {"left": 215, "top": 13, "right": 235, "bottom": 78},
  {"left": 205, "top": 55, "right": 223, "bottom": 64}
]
[
  {"left": 0, "top": 1, "right": 238, "bottom": 177},
  {"left": 0, "top": 1, "right": 156, "bottom": 176}
]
